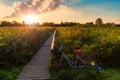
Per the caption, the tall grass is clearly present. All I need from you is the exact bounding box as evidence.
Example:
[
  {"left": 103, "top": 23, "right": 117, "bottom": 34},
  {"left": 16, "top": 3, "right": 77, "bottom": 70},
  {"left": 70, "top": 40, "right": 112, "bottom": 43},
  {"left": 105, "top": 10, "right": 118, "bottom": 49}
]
[
  {"left": 50, "top": 26, "right": 120, "bottom": 80},
  {"left": 56, "top": 27, "right": 120, "bottom": 66},
  {"left": 0, "top": 26, "right": 54, "bottom": 80}
]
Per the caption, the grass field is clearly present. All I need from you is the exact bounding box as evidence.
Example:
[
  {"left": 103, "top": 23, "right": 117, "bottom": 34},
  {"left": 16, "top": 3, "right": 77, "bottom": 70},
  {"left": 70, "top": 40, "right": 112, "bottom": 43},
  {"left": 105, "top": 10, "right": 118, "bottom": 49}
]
[
  {"left": 0, "top": 26, "right": 120, "bottom": 80},
  {"left": 50, "top": 26, "right": 120, "bottom": 80},
  {"left": 0, "top": 26, "right": 54, "bottom": 80}
]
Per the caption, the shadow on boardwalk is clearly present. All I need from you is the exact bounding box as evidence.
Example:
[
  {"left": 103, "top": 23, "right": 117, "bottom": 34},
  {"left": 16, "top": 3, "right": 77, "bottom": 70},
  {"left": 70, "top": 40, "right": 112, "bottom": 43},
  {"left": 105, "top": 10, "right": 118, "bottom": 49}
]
[{"left": 17, "top": 31, "right": 56, "bottom": 80}]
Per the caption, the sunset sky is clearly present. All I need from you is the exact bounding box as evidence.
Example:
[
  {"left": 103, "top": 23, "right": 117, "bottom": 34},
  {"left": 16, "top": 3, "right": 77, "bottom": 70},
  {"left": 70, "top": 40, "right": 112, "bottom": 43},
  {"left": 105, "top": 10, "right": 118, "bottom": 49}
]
[{"left": 0, "top": 0, "right": 120, "bottom": 24}]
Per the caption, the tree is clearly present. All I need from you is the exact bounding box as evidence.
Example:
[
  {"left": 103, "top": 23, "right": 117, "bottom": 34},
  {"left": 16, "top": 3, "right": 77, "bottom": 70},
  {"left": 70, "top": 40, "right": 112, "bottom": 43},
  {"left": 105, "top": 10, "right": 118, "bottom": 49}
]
[
  {"left": 85, "top": 22, "right": 94, "bottom": 27},
  {"left": 1, "top": 21, "right": 12, "bottom": 26},
  {"left": 95, "top": 18, "right": 103, "bottom": 26},
  {"left": 42, "top": 22, "right": 55, "bottom": 26},
  {"left": 105, "top": 22, "right": 116, "bottom": 27},
  {"left": 12, "top": 20, "right": 20, "bottom": 26}
]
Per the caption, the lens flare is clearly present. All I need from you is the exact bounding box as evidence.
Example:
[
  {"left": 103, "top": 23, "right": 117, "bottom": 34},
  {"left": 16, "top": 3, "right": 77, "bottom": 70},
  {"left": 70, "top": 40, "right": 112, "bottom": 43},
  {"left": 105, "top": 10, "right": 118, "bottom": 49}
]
[{"left": 22, "top": 14, "right": 38, "bottom": 24}]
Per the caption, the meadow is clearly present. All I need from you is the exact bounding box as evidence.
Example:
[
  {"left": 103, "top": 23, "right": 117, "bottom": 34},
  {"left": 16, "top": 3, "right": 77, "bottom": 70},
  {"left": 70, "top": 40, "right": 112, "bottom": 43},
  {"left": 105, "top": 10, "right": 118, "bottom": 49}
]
[
  {"left": 50, "top": 26, "right": 120, "bottom": 80},
  {"left": 0, "top": 26, "right": 54, "bottom": 80}
]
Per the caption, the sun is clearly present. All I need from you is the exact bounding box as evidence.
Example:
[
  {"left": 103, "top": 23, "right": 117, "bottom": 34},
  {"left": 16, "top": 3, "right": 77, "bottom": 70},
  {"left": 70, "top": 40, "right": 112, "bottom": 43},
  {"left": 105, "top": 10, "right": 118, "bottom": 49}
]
[{"left": 22, "top": 14, "right": 38, "bottom": 24}]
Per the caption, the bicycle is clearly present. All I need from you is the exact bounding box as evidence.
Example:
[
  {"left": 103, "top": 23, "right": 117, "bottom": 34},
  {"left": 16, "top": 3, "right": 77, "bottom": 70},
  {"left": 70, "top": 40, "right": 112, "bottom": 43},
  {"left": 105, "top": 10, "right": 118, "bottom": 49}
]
[{"left": 59, "top": 44, "right": 98, "bottom": 69}]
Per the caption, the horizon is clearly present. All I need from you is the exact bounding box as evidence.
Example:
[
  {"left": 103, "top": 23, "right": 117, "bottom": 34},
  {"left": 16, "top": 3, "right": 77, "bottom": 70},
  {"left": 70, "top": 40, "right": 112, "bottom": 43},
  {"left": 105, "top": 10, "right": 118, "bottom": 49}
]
[{"left": 0, "top": 0, "right": 120, "bottom": 24}]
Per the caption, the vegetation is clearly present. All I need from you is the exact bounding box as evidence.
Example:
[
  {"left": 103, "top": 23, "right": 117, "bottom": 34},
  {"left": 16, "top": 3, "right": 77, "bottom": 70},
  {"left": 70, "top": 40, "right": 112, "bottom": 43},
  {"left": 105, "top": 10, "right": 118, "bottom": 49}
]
[
  {"left": 0, "top": 18, "right": 120, "bottom": 27},
  {"left": 95, "top": 18, "right": 103, "bottom": 26},
  {"left": 0, "top": 18, "right": 120, "bottom": 80},
  {"left": 50, "top": 26, "right": 120, "bottom": 80},
  {"left": 0, "top": 27, "right": 54, "bottom": 80}
]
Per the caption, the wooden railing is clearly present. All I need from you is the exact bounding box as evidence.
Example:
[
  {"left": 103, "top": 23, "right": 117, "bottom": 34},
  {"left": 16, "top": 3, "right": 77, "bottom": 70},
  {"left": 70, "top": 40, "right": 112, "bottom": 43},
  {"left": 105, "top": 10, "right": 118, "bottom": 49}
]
[{"left": 50, "top": 30, "right": 56, "bottom": 52}]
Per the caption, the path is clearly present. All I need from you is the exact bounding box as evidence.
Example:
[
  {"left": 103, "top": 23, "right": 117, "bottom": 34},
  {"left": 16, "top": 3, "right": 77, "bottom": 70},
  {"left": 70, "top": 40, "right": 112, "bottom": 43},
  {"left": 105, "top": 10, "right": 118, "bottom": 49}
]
[{"left": 17, "top": 31, "right": 56, "bottom": 80}]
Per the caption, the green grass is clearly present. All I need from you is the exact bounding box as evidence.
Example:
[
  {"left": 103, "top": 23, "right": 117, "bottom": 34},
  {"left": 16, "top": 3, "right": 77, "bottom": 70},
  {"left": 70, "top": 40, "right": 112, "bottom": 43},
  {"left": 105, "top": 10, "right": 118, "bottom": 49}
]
[
  {"left": 0, "top": 26, "right": 54, "bottom": 80},
  {"left": 0, "top": 68, "right": 21, "bottom": 80},
  {"left": 50, "top": 68, "right": 120, "bottom": 80},
  {"left": 50, "top": 26, "right": 120, "bottom": 80}
]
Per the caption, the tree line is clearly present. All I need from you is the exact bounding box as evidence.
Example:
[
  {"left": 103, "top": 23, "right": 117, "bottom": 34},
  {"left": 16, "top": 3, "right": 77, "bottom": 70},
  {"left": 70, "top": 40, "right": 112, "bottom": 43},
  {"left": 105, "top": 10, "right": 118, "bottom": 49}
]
[{"left": 0, "top": 18, "right": 120, "bottom": 27}]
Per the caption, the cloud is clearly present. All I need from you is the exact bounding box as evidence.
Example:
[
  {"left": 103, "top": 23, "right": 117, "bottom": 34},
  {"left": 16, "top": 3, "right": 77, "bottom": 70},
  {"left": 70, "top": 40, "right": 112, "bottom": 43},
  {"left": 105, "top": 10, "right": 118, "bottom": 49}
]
[
  {"left": 3, "top": 0, "right": 119, "bottom": 24},
  {"left": 64, "top": 0, "right": 82, "bottom": 6},
  {"left": 4, "top": 0, "right": 68, "bottom": 18}
]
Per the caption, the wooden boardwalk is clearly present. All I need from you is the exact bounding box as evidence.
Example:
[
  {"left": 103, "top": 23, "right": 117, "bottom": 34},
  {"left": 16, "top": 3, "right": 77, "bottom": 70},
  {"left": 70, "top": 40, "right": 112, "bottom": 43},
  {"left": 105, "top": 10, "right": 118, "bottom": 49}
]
[{"left": 17, "top": 31, "right": 55, "bottom": 80}]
